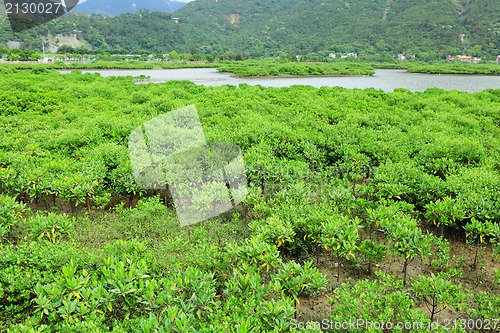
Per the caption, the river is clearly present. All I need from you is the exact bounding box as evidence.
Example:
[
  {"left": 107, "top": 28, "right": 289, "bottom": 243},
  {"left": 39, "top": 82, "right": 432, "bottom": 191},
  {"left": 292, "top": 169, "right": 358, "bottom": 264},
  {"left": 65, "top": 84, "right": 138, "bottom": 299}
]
[{"left": 59, "top": 68, "right": 500, "bottom": 93}]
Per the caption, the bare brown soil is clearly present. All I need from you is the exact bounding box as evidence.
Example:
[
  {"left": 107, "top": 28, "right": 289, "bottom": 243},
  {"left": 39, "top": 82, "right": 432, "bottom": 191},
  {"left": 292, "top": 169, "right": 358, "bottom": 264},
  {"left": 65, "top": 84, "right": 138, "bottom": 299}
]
[{"left": 295, "top": 229, "right": 500, "bottom": 326}]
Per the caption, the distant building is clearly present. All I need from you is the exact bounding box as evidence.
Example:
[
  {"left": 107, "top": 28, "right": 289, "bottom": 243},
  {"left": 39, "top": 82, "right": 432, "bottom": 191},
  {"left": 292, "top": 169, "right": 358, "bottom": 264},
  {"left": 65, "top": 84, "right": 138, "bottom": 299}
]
[
  {"left": 329, "top": 53, "right": 336, "bottom": 59},
  {"left": 455, "top": 55, "right": 472, "bottom": 62},
  {"left": 340, "top": 53, "right": 357, "bottom": 59},
  {"left": 446, "top": 55, "right": 476, "bottom": 63},
  {"left": 172, "top": 17, "right": 179, "bottom": 23},
  {"left": 397, "top": 54, "right": 406, "bottom": 61},
  {"left": 38, "top": 57, "right": 53, "bottom": 63},
  {"left": 497, "top": 55, "right": 500, "bottom": 62},
  {"left": 7, "top": 41, "right": 21, "bottom": 50}
]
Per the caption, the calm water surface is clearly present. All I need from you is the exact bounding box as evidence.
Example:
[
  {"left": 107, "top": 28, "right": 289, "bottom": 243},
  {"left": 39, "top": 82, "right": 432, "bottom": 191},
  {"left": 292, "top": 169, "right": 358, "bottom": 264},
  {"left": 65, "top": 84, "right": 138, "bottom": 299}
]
[{"left": 59, "top": 68, "right": 499, "bottom": 92}]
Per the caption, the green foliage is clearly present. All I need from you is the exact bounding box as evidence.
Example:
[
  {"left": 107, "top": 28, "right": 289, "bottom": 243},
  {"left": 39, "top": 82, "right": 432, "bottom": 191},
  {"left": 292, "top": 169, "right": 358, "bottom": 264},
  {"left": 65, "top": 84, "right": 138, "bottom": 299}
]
[
  {"left": 329, "top": 271, "right": 431, "bottom": 332},
  {"left": 413, "top": 272, "right": 467, "bottom": 322},
  {"left": 272, "top": 260, "right": 328, "bottom": 304},
  {"left": 28, "top": 213, "right": 74, "bottom": 243},
  {"left": 464, "top": 217, "right": 497, "bottom": 269},
  {"left": 466, "top": 291, "right": 500, "bottom": 321},
  {"left": 0, "top": 69, "right": 499, "bottom": 331},
  {"left": 219, "top": 263, "right": 295, "bottom": 331},
  {"left": 366, "top": 199, "right": 416, "bottom": 231},
  {"left": 428, "top": 237, "right": 456, "bottom": 272},
  {"left": 0, "top": 241, "right": 87, "bottom": 325},
  {"left": 230, "top": 236, "right": 281, "bottom": 271},
  {"left": 249, "top": 214, "right": 295, "bottom": 248},
  {"left": 448, "top": 167, "right": 500, "bottom": 221},
  {"left": 1, "top": 70, "right": 499, "bottom": 220},
  {"left": 354, "top": 239, "right": 386, "bottom": 274},
  {"left": 464, "top": 218, "right": 496, "bottom": 246},
  {"left": 0, "top": 61, "right": 214, "bottom": 72},
  {"left": 408, "top": 63, "right": 500, "bottom": 75},
  {"left": 31, "top": 240, "right": 218, "bottom": 331},
  {"left": 0, "top": 195, "right": 28, "bottom": 240},
  {"left": 218, "top": 60, "right": 375, "bottom": 76},
  {"left": 424, "top": 196, "right": 467, "bottom": 236},
  {"left": 320, "top": 215, "right": 362, "bottom": 283},
  {"left": 382, "top": 215, "right": 432, "bottom": 286}
]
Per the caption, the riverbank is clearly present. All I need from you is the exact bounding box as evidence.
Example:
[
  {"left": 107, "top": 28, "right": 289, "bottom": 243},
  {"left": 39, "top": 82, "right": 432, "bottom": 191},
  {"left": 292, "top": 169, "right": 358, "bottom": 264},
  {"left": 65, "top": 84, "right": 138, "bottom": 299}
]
[
  {"left": 0, "top": 61, "right": 217, "bottom": 71},
  {"left": 223, "top": 72, "right": 375, "bottom": 78},
  {"left": 217, "top": 61, "right": 375, "bottom": 76},
  {"left": 2, "top": 60, "right": 498, "bottom": 76},
  {"left": 407, "top": 63, "right": 500, "bottom": 75}
]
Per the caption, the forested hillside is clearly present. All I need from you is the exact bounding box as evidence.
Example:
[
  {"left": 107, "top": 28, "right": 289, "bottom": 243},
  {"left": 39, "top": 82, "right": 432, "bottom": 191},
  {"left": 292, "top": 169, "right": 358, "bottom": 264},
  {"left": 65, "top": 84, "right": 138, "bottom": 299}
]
[
  {"left": 0, "top": 0, "right": 498, "bottom": 58},
  {"left": 0, "top": 10, "right": 183, "bottom": 53},
  {"left": 174, "top": 0, "right": 500, "bottom": 58}
]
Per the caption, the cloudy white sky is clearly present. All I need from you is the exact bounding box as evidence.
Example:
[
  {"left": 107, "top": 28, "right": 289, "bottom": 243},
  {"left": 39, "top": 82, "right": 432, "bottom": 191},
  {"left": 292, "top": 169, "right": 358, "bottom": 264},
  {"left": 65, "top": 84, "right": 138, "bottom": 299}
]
[{"left": 78, "top": 0, "right": 195, "bottom": 2}]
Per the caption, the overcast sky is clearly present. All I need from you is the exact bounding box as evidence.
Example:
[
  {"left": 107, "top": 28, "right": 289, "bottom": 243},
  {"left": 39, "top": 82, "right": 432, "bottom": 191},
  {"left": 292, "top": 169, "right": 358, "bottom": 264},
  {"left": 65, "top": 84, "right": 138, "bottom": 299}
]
[{"left": 78, "top": 0, "right": 195, "bottom": 2}]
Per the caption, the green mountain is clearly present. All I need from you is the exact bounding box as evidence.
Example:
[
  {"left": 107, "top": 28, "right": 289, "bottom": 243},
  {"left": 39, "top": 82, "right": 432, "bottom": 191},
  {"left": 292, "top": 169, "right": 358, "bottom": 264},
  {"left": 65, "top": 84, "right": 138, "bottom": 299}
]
[
  {"left": 0, "top": 0, "right": 498, "bottom": 58},
  {"left": 174, "top": 0, "right": 500, "bottom": 58},
  {"left": 0, "top": 9, "right": 183, "bottom": 53}
]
